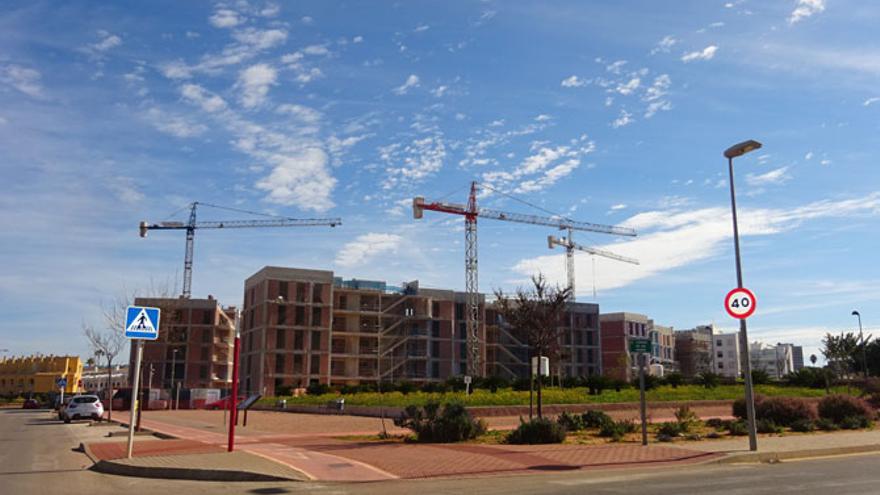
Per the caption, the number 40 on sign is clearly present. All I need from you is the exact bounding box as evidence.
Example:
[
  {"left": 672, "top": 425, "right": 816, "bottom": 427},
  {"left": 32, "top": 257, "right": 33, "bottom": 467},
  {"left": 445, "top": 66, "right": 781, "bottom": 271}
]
[{"left": 725, "top": 287, "right": 756, "bottom": 319}]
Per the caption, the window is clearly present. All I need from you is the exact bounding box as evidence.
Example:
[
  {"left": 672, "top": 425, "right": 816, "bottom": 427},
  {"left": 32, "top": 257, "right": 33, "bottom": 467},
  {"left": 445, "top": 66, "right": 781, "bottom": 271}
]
[
  {"left": 717, "top": 351, "right": 723, "bottom": 358},
  {"left": 310, "top": 354, "right": 320, "bottom": 375},
  {"left": 311, "top": 331, "right": 322, "bottom": 350},
  {"left": 459, "top": 342, "right": 467, "bottom": 359},
  {"left": 200, "top": 346, "right": 209, "bottom": 361},
  {"left": 586, "top": 331, "right": 594, "bottom": 346},
  {"left": 293, "top": 354, "right": 303, "bottom": 373},
  {"left": 199, "top": 365, "right": 208, "bottom": 380},
  {"left": 202, "top": 329, "right": 212, "bottom": 343},
  {"left": 276, "top": 328, "right": 286, "bottom": 349},
  {"left": 279, "top": 281, "right": 288, "bottom": 300},
  {"left": 431, "top": 341, "right": 440, "bottom": 357},
  {"left": 202, "top": 310, "right": 213, "bottom": 325},
  {"left": 339, "top": 295, "right": 347, "bottom": 309},
  {"left": 295, "top": 306, "right": 306, "bottom": 326},
  {"left": 294, "top": 331, "right": 304, "bottom": 350},
  {"left": 431, "top": 320, "right": 441, "bottom": 338},
  {"left": 432, "top": 361, "right": 440, "bottom": 378},
  {"left": 278, "top": 304, "right": 286, "bottom": 325},
  {"left": 275, "top": 354, "right": 285, "bottom": 374},
  {"left": 313, "top": 284, "right": 323, "bottom": 303},
  {"left": 455, "top": 303, "right": 464, "bottom": 320},
  {"left": 312, "top": 307, "right": 322, "bottom": 327},
  {"left": 718, "top": 362, "right": 724, "bottom": 369},
  {"left": 717, "top": 340, "right": 723, "bottom": 347},
  {"left": 432, "top": 302, "right": 440, "bottom": 317}
]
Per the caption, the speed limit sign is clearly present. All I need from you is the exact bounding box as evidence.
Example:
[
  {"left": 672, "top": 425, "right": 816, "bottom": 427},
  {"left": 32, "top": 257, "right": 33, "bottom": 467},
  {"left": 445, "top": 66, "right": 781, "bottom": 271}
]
[{"left": 725, "top": 287, "right": 756, "bottom": 319}]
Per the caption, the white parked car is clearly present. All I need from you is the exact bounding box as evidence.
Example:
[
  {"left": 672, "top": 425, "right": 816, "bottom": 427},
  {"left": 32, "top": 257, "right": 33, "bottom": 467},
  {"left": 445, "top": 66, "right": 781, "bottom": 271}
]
[{"left": 61, "top": 395, "right": 104, "bottom": 423}]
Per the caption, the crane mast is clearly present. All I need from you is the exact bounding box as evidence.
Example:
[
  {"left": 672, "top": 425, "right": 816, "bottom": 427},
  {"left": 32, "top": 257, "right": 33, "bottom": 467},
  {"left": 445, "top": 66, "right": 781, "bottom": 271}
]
[
  {"left": 548, "top": 230, "right": 639, "bottom": 301},
  {"left": 413, "top": 181, "right": 636, "bottom": 377},
  {"left": 140, "top": 202, "right": 341, "bottom": 298}
]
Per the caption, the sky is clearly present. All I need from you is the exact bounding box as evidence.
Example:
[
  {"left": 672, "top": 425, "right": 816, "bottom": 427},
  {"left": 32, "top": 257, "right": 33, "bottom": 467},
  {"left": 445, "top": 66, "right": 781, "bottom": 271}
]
[{"left": 2, "top": 0, "right": 879, "bottom": 366}]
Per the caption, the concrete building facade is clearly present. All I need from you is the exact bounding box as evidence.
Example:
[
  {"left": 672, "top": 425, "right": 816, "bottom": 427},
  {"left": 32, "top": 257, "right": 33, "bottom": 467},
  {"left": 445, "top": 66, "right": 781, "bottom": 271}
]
[
  {"left": 129, "top": 296, "right": 236, "bottom": 391},
  {"left": 675, "top": 325, "right": 715, "bottom": 378},
  {"left": 81, "top": 364, "right": 129, "bottom": 395},
  {"left": 712, "top": 332, "right": 741, "bottom": 379},
  {"left": 240, "top": 266, "right": 604, "bottom": 395},
  {"left": 649, "top": 322, "right": 676, "bottom": 373},
  {"left": 750, "top": 342, "right": 795, "bottom": 379},
  {"left": 0, "top": 355, "right": 82, "bottom": 395},
  {"left": 791, "top": 345, "right": 805, "bottom": 371},
  {"left": 599, "top": 312, "right": 651, "bottom": 382}
]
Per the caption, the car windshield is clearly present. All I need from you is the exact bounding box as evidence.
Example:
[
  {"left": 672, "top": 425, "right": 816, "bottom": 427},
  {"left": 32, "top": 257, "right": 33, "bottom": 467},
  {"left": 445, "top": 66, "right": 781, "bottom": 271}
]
[{"left": 72, "top": 397, "right": 99, "bottom": 404}]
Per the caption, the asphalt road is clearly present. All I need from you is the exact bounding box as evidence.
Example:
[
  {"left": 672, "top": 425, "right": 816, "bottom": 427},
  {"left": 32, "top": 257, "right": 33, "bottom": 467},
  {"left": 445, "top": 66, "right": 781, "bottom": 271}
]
[{"left": 2, "top": 408, "right": 879, "bottom": 494}]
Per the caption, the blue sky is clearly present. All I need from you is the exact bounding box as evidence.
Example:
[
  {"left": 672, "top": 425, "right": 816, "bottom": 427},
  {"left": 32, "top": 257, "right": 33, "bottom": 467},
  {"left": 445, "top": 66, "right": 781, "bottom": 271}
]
[{"left": 2, "top": 0, "right": 878, "bottom": 365}]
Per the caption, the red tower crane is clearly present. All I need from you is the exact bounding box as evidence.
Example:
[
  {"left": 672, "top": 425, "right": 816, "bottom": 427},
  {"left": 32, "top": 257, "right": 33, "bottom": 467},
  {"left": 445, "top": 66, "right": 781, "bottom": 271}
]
[{"left": 413, "top": 181, "right": 636, "bottom": 376}]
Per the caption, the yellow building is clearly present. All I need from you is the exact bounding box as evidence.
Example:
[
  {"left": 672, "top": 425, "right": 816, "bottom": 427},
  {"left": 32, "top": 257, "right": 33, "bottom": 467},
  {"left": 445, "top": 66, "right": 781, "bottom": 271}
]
[{"left": 0, "top": 355, "right": 83, "bottom": 395}]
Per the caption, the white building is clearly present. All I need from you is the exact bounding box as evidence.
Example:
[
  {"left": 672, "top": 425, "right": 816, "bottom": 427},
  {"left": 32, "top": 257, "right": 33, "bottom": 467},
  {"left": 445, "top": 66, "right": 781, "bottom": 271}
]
[
  {"left": 749, "top": 342, "right": 795, "bottom": 379},
  {"left": 712, "top": 332, "right": 741, "bottom": 379},
  {"left": 81, "top": 365, "right": 129, "bottom": 395}
]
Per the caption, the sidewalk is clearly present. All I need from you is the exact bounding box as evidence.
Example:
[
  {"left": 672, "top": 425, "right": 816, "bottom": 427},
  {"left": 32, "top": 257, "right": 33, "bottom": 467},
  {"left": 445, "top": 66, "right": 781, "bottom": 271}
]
[{"left": 701, "top": 429, "right": 880, "bottom": 463}]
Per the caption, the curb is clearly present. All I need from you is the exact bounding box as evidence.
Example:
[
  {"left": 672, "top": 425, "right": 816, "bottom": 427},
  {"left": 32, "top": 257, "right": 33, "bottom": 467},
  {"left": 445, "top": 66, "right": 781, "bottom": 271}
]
[
  {"left": 89, "top": 459, "right": 299, "bottom": 482},
  {"left": 715, "top": 444, "right": 880, "bottom": 464}
]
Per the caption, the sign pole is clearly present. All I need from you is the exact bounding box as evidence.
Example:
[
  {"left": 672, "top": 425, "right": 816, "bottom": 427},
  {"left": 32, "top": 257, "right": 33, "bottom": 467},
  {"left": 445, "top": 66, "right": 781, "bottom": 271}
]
[
  {"left": 638, "top": 353, "right": 647, "bottom": 446},
  {"left": 228, "top": 310, "right": 241, "bottom": 452},
  {"left": 127, "top": 339, "right": 144, "bottom": 459}
]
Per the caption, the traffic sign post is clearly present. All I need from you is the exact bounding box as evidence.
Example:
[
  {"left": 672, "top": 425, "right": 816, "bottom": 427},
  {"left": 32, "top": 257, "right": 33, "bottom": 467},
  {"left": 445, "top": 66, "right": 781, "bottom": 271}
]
[
  {"left": 725, "top": 287, "right": 756, "bottom": 320},
  {"left": 124, "top": 306, "right": 160, "bottom": 459},
  {"left": 629, "top": 339, "right": 653, "bottom": 354},
  {"left": 56, "top": 377, "right": 67, "bottom": 406},
  {"left": 628, "top": 339, "right": 652, "bottom": 446}
]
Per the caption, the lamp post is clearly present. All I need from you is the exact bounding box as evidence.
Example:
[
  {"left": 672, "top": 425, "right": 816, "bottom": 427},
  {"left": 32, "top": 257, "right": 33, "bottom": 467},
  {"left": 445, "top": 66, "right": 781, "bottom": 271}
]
[
  {"left": 170, "top": 348, "right": 179, "bottom": 410},
  {"left": 724, "top": 139, "right": 762, "bottom": 452},
  {"left": 852, "top": 310, "right": 868, "bottom": 379}
]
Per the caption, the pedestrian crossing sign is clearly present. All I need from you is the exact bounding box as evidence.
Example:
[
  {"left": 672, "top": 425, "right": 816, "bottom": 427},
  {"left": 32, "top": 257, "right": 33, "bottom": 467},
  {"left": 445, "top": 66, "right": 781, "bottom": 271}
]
[{"left": 125, "top": 306, "right": 161, "bottom": 340}]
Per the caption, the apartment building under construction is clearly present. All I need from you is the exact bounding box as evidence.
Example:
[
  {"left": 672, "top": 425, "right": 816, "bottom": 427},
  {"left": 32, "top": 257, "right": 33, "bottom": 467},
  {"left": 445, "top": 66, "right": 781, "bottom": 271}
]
[{"left": 240, "top": 266, "right": 602, "bottom": 396}]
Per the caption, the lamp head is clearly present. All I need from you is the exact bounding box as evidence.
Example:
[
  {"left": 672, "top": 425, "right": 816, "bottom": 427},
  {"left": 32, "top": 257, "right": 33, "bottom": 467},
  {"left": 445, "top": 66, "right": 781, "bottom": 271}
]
[
  {"left": 724, "top": 140, "right": 762, "bottom": 159},
  {"left": 852, "top": 310, "right": 860, "bottom": 317}
]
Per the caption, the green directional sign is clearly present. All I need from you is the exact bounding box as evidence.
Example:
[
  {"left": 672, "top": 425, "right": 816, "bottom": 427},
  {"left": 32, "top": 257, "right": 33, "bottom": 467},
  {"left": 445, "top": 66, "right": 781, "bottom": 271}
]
[{"left": 629, "top": 338, "right": 653, "bottom": 354}]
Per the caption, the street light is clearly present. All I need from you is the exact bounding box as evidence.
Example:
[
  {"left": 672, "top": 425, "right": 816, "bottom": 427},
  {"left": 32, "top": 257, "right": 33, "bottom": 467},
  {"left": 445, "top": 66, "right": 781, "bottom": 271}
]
[
  {"left": 852, "top": 310, "right": 868, "bottom": 379},
  {"left": 724, "top": 139, "right": 762, "bottom": 452},
  {"left": 170, "top": 348, "right": 179, "bottom": 410}
]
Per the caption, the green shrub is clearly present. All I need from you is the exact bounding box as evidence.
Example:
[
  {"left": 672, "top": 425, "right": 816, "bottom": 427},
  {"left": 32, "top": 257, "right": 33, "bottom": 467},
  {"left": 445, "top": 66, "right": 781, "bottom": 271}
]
[
  {"left": 556, "top": 411, "right": 584, "bottom": 431},
  {"left": 306, "top": 382, "right": 331, "bottom": 396},
  {"left": 698, "top": 372, "right": 720, "bottom": 389},
  {"left": 733, "top": 395, "right": 816, "bottom": 427},
  {"left": 642, "top": 374, "right": 661, "bottom": 391},
  {"left": 393, "top": 401, "right": 486, "bottom": 443},
  {"left": 818, "top": 394, "right": 875, "bottom": 424},
  {"left": 706, "top": 418, "right": 726, "bottom": 429},
  {"left": 727, "top": 420, "right": 748, "bottom": 436},
  {"left": 396, "top": 381, "right": 417, "bottom": 395},
  {"left": 507, "top": 417, "right": 567, "bottom": 444},
  {"left": 665, "top": 372, "right": 684, "bottom": 388},
  {"left": 674, "top": 405, "right": 699, "bottom": 432},
  {"left": 581, "top": 409, "right": 613, "bottom": 429},
  {"left": 585, "top": 375, "right": 609, "bottom": 396},
  {"left": 657, "top": 421, "right": 683, "bottom": 438},
  {"left": 839, "top": 415, "right": 872, "bottom": 430},
  {"left": 786, "top": 368, "right": 827, "bottom": 389},
  {"left": 790, "top": 419, "right": 815, "bottom": 432},
  {"left": 750, "top": 369, "right": 772, "bottom": 385},
  {"left": 756, "top": 419, "right": 783, "bottom": 434},
  {"left": 599, "top": 419, "right": 638, "bottom": 441},
  {"left": 815, "top": 418, "right": 839, "bottom": 431},
  {"left": 477, "top": 375, "right": 510, "bottom": 393}
]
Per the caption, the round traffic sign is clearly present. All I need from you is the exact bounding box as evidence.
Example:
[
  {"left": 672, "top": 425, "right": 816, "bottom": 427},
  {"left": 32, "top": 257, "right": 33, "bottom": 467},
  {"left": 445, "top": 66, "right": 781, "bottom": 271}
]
[{"left": 725, "top": 287, "right": 756, "bottom": 319}]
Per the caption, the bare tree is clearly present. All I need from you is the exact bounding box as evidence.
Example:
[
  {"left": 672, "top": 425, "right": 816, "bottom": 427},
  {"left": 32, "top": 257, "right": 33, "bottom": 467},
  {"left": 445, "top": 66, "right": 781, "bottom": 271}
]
[
  {"left": 83, "top": 277, "right": 179, "bottom": 421},
  {"left": 494, "top": 274, "right": 571, "bottom": 419}
]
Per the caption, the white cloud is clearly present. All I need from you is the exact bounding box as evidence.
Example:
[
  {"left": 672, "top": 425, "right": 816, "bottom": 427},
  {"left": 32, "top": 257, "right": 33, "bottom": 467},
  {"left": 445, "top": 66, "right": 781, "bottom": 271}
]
[
  {"left": 864, "top": 97, "right": 880, "bottom": 106},
  {"left": 612, "top": 109, "right": 634, "bottom": 128},
  {"left": 302, "top": 44, "right": 330, "bottom": 56},
  {"left": 393, "top": 74, "right": 420, "bottom": 95},
  {"left": 107, "top": 176, "right": 144, "bottom": 204},
  {"left": 232, "top": 28, "right": 287, "bottom": 50},
  {"left": 276, "top": 103, "right": 322, "bottom": 124},
  {"left": 237, "top": 63, "right": 277, "bottom": 108},
  {"left": 789, "top": 0, "right": 825, "bottom": 25},
  {"left": 610, "top": 204, "right": 627, "bottom": 211},
  {"left": 615, "top": 77, "right": 641, "bottom": 95},
  {"left": 606, "top": 60, "right": 627, "bottom": 74},
  {"left": 414, "top": 24, "right": 430, "bottom": 33},
  {"left": 746, "top": 166, "right": 791, "bottom": 186},
  {"left": 480, "top": 135, "right": 595, "bottom": 194},
  {"left": 681, "top": 45, "right": 718, "bottom": 63},
  {"left": 210, "top": 8, "right": 244, "bottom": 28},
  {"left": 513, "top": 193, "right": 880, "bottom": 295},
  {"left": 0, "top": 64, "right": 43, "bottom": 97},
  {"left": 805, "top": 151, "right": 814, "bottom": 160},
  {"left": 335, "top": 233, "right": 403, "bottom": 267},
  {"left": 561, "top": 75, "right": 586, "bottom": 88},
  {"left": 380, "top": 135, "right": 446, "bottom": 189},
  {"left": 820, "top": 159, "right": 832, "bottom": 166},
  {"left": 144, "top": 107, "right": 207, "bottom": 138},
  {"left": 180, "top": 83, "right": 227, "bottom": 112},
  {"left": 430, "top": 85, "right": 448, "bottom": 97},
  {"left": 301, "top": 16, "right": 314, "bottom": 25},
  {"left": 353, "top": 36, "right": 364, "bottom": 43},
  {"left": 651, "top": 35, "right": 677, "bottom": 55},
  {"left": 260, "top": 3, "right": 280, "bottom": 17},
  {"left": 255, "top": 148, "right": 336, "bottom": 210},
  {"left": 90, "top": 32, "right": 122, "bottom": 52}
]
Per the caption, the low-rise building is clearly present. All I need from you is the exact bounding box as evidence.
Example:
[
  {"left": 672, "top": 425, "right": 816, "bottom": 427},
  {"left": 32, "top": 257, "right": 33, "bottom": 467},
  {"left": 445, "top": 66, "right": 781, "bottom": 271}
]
[
  {"left": 791, "top": 345, "right": 805, "bottom": 371},
  {"left": 649, "top": 322, "right": 676, "bottom": 374},
  {"left": 0, "top": 355, "right": 82, "bottom": 395},
  {"left": 675, "top": 325, "right": 714, "bottom": 378},
  {"left": 80, "top": 364, "right": 129, "bottom": 395},
  {"left": 712, "top": 332, "right": 741, "bottom": 379},
  {"left": 750, "top": 342, "right": 795, "bottom": 379},
  {"left": 599, "top": 312, "right": 650, "bottom": 382}
]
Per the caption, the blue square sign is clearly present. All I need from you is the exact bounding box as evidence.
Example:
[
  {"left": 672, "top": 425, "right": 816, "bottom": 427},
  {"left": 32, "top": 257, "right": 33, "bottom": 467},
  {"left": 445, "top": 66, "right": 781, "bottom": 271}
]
[{"left": 125, "top": 306, "right": 161, "bottom": 340}]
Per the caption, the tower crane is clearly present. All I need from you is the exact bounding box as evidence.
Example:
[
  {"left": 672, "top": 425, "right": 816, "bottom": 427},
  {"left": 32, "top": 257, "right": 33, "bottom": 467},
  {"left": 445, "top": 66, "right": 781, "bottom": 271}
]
[
  {"left": 413, "top": 181, "right": 636, "bottom": 376},
  {"left": 140, "top": 202, "right": 341, "bottom": 298},
  {"left": 548, "top": 229, "right": 639, "bottom": 301}
]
